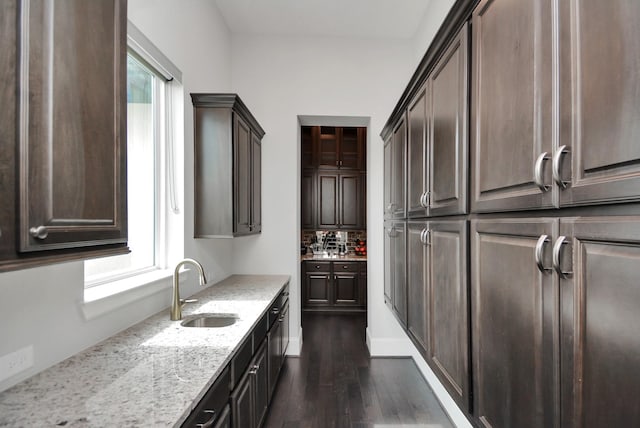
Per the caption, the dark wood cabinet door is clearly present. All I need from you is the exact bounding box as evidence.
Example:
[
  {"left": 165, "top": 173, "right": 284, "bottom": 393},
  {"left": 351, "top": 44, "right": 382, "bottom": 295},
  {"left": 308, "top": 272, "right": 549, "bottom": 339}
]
[
  {"left": 253, "top": 341, "right": 269, "bottom": 428},
  {"left": 471, "top": 0, "right": 556, "bottom": 213},
  {"left": 231, "top": 370, "right": 254, "bottom": 428},
  {"left": 558, "top": 217, "right": 640, "bottom": 428},
  {"left": 407, "top": 84, "right": 429, "bottom": 218},
  {"left": 383, "top": 136, "right": 393, "bottom": 219},
  {"left": 250, "top": 133, "right": 262, "bottom": 233},
  {"left": 392, "top": 221, "right": 407, "bottom": 326},
  {"left": 338, "top": 127, "right": 365, "bottom": 170},
  {"left": 471, "top": 218, "right": 558, "bottom": 428},
  {"left": 391, "top": 118, "right": 407, "bottom": 218},
  {"left": 428, "top": 220, "right": 469, "bottom": 411},
  {"left": 339, "top": 174, "right": 363, "bottom": 229},
  {"left": 301, "top": 169, "right": 315, "bottom": 229},
  {"left": 557, "top": 1, "right": 640, "bottom": 207},
  {"left": 407, "top": 221, "right": 429, "bottom": 356},
  {"left": 304, "top": 272, "right": 331, "bottom": 306},
  {"left": 317, "top": 126, "right": 339, "bottom": 168},
  {"left": 301, "top": 126, "right": 316, "bottom": 168},
  {"left": 234, "top": 114, "right": 252, "bottom": 235},
  {"left": 429, "top": 24, "right": 468, "bottom": 217},
  {"left": 333, "top": 271, "right": 360, "bottom": 306},
  {"left": 383, "top": 221, "right": 393, "bottom": 305},
  {"left": 317, "top": 173, "right": 338, "bottom": 228},
  {"left": 268, "top": 319, "right": 282, "bottom": 399},
  {"left": 280, "top": 303, "right": 290, "bottom": 358},
  {"left": 213, "top": 405, "right": 231, "bottom": 428},
  {"left": 18, "top": 0, "right": 127, "bottom": 252}
]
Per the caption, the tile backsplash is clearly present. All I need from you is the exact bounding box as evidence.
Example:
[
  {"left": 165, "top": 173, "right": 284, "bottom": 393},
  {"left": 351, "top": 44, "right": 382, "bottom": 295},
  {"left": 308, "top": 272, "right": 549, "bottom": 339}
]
[{"left": 301, "top": 230, "right": 367, "bottom": 252}]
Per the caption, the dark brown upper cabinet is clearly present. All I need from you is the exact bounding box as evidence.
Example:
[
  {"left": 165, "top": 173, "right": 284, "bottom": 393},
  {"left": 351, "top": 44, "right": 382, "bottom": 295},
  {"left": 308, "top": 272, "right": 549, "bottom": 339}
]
[
  {"left": 471, "top": 0, "right": 555, "bottom": 213},
  {"left": 192, "top": 94, "right": 265, "bottom": 238},
  {"left": 383, "top": 117, "right": 407, "bottom": 219},
  {"left": 316, "top": 172, "right": 364, "bottom": 230},
  {"left": 556, "top": 0, "right": 640, "bottom": 207},
  {"left": 407, "top": 24, "right": 469, "bottom": 219},
  {"left": 301, "top": 169, "right": 315, "bottom": 230},
  {"left": 0, "top": 0, "right": 128, "bottom": 271},
  {"left": 301, "top": 126, "right": 366, "bottom": 170}
]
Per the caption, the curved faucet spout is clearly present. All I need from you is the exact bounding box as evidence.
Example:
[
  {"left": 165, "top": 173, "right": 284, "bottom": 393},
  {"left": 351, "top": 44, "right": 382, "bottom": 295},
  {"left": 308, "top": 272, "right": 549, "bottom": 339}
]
[{"left": 171, "top": 258, "right": 208, "bottom": 321}]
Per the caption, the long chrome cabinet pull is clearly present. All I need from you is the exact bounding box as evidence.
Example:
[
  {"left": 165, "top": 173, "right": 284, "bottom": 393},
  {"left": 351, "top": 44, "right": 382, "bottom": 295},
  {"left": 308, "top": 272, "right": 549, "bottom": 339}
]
[
  {"left": 420, "top": 229, "right": 431, "bottom": 246},
  {"left": 534, "top": 235, "right": 551, "bottom": 272},
  {"left": 552, "top": 236, "right": 573, "bottom": 277},
  {"left": 534, "top": 152, "right": 550, "bottom": 192},
  {"left": 552, "top": 145, "right": 571, "bottom": 189}
]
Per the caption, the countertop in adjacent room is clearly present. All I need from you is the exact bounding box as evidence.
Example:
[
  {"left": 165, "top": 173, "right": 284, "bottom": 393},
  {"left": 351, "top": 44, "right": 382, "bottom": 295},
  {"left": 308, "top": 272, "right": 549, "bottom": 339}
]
[
  {"left": 300, "top": 254, "right": 367, "bottom": 262},
  {"left": 0, "top": 274, "right": 290, "bottom": 427}
]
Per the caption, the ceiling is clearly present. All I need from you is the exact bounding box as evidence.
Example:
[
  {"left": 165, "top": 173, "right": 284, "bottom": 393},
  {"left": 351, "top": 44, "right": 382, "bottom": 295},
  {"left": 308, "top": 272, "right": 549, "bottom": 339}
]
[{"left": 214, "top": 0, "right": 432, "bottom": 39}]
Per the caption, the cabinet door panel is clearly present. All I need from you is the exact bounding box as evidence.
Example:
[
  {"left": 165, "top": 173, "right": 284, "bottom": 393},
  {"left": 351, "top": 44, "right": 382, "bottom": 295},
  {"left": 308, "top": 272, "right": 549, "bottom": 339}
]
[
  {"left": 234, "top": 115, "right": 251, "bottom": 235},
  {"left": 383, "top": 221, "right": 393, "bottom": 304},
  {"left": 429, "top": 220, "right": 469, "bottom": 411},
  {"left": 471, "top": 0, "right": 555, "bottom": 212},
  {"left": 407, "top": 84, "right": 429, "bottom": 218},
  {"left": 558, "top": 1, "right": 640, "bottom": 206},
  {"left": 305, "top": 273, "right": 331, "bottom": 306},
  {"left": 559, "top": 217, "right": 640, "bottom": 428},
  {"left": 339, "top": 127, "right": 364, "bottom": 170},
  {"left": 301, "top": 126, "right": 316, "bottom": 168},
  {"left": 318, "top": 126, "right": 339, "bottom": 168},
  {"left": 231, "top": 371, "right": 253, "bottom": 428},
  {"left": 407, "top": 221, "right": 429, "bottom": 355},
  {"left": 339, "top": 174, "right": 361, "bottom": 228},
  {"left": 19, "top": 0, "right": 127, "bottom": 251},
  {"left": 318, "top": 174, "right": 338, "bottom": 228},
  {"left": 301, "top": 170, "right": 315, "bottom": 229},
  {"left": 334, "top": 272, "right": 359, "bottom": 306},
  {"left": 471, "top": 219, "right": 558, "bottom": 428},
  {"left": 268, "top": 320, "right": 282, "bottom": 399},
  {"left": 392, "top": 221, "right": 407, "bottom": 326},
  {"left": 391, "top": 119, "right": 406, "bottom": 218},
  {"left": 430, "top": 25, "right": 468, "bottom": 217},
  {"left": 253, "top": 342, "right": 269, "bottom": 428},
  {"left": 383, "top": 137, "right": 393, "bottom": 219},
  {"left": 251, "top": 133, "right": 261, "bottom": 232}
]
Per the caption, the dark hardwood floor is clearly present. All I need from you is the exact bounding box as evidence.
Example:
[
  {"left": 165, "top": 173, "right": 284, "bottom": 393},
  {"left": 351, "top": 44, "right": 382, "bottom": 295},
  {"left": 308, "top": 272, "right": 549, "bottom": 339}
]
[{"left": 264, "top": 313, "right": 454, "bottom": 428}]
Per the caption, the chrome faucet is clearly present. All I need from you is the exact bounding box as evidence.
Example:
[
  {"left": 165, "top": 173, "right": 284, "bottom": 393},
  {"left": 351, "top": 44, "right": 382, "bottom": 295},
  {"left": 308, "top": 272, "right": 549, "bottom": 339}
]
[{"left": 171, "top": 258, "right": 208, "bottom": 321}]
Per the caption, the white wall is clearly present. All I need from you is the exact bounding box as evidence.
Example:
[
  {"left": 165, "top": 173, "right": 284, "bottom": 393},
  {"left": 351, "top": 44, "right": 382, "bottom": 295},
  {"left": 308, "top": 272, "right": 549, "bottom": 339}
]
[
  {"left": 0, "top": 0, "right": 233, "bottom": 393},
  {"left": 229, "top": 34, "right": 416, "bottom": 353},
  {"left": 412, "top": 0, "right": 458, "bottom": 67}
]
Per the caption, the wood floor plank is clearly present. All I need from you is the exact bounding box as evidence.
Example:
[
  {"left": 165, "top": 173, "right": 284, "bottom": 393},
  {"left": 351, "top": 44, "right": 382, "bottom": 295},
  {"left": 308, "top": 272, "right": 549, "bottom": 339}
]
[{"left": 263, "top": 313, "right": 454, "bottom": 428}]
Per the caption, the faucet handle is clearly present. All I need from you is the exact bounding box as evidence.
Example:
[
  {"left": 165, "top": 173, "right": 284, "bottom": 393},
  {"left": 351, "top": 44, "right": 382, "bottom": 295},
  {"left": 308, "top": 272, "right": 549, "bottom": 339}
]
[{"left": 181, "top": 298, "right": 198, "bottom": 305}]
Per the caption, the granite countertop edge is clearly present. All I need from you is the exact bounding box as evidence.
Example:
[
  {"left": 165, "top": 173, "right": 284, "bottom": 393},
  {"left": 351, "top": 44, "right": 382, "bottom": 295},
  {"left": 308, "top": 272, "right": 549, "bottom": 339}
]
[{"left": 0, "top": 274, "right": 290, "bottom": 428}]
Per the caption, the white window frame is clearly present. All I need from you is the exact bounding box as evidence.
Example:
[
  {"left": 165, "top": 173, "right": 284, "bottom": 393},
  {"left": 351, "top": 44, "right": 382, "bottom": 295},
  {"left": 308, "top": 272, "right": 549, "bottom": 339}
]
[{"left": 82, "top": 22, "right": 183, "bottom": 312}]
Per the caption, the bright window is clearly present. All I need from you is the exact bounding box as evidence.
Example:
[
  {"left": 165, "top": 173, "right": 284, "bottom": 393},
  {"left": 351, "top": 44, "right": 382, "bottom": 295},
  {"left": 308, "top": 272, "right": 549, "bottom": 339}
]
[{"left": 84, "top": 26, "right": 182, "bottom": 288}]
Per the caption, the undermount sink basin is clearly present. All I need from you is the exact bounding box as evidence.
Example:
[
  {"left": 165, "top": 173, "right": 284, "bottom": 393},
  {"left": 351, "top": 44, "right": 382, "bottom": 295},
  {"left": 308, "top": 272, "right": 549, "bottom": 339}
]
[{"left": 180, "top": 313, "right": 239, "bottom": 328}]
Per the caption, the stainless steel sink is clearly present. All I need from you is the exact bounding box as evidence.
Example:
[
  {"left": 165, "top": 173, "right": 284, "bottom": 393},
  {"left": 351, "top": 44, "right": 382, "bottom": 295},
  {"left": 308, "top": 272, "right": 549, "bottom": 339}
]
[{"left": 180, "top": 313, "right": 239, "bottom": 328}]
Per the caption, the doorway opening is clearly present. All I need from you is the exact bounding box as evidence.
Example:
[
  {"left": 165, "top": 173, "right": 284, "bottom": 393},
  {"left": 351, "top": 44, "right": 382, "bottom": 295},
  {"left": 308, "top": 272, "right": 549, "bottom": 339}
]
[{"left": 298, "top": 117, "right": 368, "bottom": 330}]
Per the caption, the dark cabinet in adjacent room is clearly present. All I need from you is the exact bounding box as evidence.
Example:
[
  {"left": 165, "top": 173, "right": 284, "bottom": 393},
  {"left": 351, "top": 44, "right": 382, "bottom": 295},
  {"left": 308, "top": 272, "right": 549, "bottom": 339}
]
[
  {"left": 302, "top": 260, "right": 366, "bottom": 311},
  {"left": 317, "top": 173, "right": 364, "bottom": 230}
]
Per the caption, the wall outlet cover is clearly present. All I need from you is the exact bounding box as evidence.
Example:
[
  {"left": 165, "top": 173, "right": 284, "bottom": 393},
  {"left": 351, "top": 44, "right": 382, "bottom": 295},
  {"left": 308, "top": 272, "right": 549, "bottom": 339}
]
[{"left": 0, "top": 345, "right": 34, "bottom": 382}]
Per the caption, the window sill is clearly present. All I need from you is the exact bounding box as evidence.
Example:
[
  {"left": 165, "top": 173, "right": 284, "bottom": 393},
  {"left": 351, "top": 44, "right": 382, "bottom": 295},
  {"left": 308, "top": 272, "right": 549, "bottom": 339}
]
[{"left": 81, "top": 269, "right": 186, "bottom": 321}]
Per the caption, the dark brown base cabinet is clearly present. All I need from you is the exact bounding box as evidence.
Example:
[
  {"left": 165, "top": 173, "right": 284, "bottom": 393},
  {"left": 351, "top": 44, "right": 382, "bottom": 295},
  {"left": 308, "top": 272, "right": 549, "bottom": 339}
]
[
  {"left": 302, "top": 261, "right": 367, "bottom": 311},
  {"left": 183, "top": 286, "right": 289, "bottom": 428},
  {"left": 384, "top": 221, "right": 407, "bottom": 326},
  {"left": 472, "top": 217, "right": 640, "bottom": 428}
]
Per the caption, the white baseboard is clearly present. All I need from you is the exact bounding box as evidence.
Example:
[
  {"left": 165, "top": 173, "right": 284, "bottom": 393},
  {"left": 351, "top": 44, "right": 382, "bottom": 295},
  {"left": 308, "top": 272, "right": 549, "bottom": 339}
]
[
  {"left": 285, "top": 325, "right": 303, "bottom": 356},
  {"left": 366, "top": 328, "right": 472, "bottom": 428}
]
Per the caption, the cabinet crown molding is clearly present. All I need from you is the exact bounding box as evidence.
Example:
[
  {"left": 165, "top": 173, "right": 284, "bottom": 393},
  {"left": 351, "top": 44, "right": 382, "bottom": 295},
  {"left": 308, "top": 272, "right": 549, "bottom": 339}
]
[{"left": 191, "top": 93, "right": 265, "bottom": 138}]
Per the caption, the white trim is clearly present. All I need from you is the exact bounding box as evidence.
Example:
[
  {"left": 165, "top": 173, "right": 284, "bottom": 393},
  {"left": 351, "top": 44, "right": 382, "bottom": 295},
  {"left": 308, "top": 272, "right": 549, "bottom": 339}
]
[
  {"left": 127, "top": 20, "right": 181, "bottom": 82},
  {"left": 365, "top": 328, "right": 413, "bottom": 356},
  {"left": 286, "top": 326, "right": 303, "bottom": 356}
]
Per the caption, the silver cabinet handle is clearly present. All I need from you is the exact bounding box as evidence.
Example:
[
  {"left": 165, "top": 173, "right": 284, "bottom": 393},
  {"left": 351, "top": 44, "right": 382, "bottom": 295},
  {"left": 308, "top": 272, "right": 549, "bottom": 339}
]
[
  {"left": 534, "top": 235, "right": 551, "bottom": 272},
  {"left": 419, "top": 191, "right": 430, "bottom": 208},
  {"left": 419, "top": 192, "right": 426, "bottom": 208},
  {"left": 552, "top": 145, "right": 571, "bottom": 189},
  {"left": 386, "top": 227, "right": 395, "bottom": 237},
  {"left": 420, "top": 228, "right": 426, "bottom": 244},
  {"left": 533, "top": 152, "right": 550, "bottom": 192},
  {"left": 196, "top": 410, "right": 216, "bottom": 428},
  {"left": 29, "top": 225, "right": 48, "bottom": 240},
  {"left": 420, "top": 228, "right": 431, "bottom": 246},
  {"left": 248, "top": 364, "right": 259, "bottom": 375},
  {"left": 552, "top": 236, "right": 573, "bottom": 277},
  {"left": 271, "top": 308, "right": 280, "bottom": 315}
]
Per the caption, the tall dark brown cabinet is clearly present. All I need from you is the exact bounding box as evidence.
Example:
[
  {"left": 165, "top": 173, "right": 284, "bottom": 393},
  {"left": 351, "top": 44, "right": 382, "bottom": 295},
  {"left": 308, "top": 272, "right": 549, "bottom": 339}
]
[
  {"left": 0, "top": 0, "right": 129, "bottom": 272},
  {"left": 191, "top": 94, "right": 264, "bottom": 238},
  {"left": 382, "top": 0, "right": 640, "bottom": 426}
]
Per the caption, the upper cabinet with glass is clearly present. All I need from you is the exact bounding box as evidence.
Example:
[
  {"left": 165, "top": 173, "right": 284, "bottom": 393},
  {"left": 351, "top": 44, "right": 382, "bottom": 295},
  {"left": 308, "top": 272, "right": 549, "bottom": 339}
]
[
  {"left": 0, "top": 0, "right": 128, "bottom": 272},
  {"left": 302, "top": 126, "right": 366, "bottom": 170}
]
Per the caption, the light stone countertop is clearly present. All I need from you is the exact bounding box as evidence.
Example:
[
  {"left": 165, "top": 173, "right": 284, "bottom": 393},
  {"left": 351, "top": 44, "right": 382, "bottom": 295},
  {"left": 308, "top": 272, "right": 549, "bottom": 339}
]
[
  {"left": 0, "top": 274, "right": 290, "bottom": 428},
  {"left": 300, "top": 254, "right": 367, "bottom": 262}
]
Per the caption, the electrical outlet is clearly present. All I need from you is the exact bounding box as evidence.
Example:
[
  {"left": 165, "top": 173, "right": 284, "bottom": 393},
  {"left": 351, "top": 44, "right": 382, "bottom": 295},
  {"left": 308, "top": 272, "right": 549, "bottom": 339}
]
[{"left": 0, "top": 345, "right": 34, "bottom": 382}]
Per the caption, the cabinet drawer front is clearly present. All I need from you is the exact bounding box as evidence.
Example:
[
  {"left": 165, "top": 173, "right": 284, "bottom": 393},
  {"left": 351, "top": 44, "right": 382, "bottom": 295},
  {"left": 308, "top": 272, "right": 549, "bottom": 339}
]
[
  {"left": 333, "top": 262, "right": 360, "bottom": 272},
  {"left": 307, "top": 261, "right": 331, "bottom": 271},
  {"left": 182, "top": 367, "right": 230, "bottom": 428}
]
